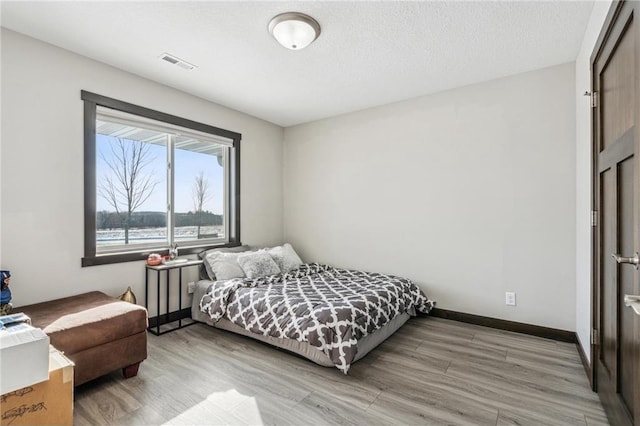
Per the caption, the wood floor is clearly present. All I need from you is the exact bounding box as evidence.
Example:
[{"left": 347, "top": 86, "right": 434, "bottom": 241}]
[{"left": 74, "top": 316, "right": 608, "bottom": 425}]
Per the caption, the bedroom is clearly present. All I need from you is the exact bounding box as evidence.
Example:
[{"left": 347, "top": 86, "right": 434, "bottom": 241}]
[{"left": 0, "top": 0, "right": 637, "bottom": 425}]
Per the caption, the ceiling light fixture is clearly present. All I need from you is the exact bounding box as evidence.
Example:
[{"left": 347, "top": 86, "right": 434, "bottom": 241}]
[{"left": 268, "top": 12, "right": 321, "bottom": 50}]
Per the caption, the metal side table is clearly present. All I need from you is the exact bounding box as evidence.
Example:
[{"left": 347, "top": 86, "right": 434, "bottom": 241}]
[{"left": 145, "top": 259, "right": 202, "bottom": 335}]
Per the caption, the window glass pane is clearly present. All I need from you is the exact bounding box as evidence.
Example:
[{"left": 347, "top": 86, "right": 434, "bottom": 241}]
[
  {"left": 96, "top": 119, "right": 168, "bottom": 252},
  {"left": 173, "top": 137, "right": 226, "bottom": 244}
]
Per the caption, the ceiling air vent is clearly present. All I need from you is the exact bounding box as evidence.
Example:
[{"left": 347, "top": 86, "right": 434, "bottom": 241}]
[{"left": 159, "top": 53, "right": 197, "bottom": 71}]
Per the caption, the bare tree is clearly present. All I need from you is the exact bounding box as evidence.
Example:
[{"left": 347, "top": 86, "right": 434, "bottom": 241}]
[
  {"left": 99, "top": 137, "right": 157, "bottom": 244},
  {"left": 192, "top": 172, "right": 212, "bottom": 239}
]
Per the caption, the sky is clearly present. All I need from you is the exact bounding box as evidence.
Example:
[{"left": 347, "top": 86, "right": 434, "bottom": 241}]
[{"left": 96, "top": 135, "right": 224, "bottom": 215}]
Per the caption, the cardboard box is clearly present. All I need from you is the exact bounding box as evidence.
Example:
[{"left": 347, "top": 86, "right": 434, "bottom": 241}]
[
  {"left": 0, "top": 346, "right": 74, "bottom": 426},
  {"left": 0, "top": 324, "right": 50, "bottom": 394}
]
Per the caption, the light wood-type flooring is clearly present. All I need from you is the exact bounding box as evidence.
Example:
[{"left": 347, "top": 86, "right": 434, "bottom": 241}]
[{"left": 74, "top": 316, "right": 609, "bottom": 425}]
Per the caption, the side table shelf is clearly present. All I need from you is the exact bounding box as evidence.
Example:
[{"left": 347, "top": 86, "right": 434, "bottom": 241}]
[{"left": 145, "top": 259, "right": 203, "bottom": 336}]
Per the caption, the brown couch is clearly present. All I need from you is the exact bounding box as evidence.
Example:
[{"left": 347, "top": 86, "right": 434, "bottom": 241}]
[{"left": 18, "top": 291, "right": 148, "bottom": 386}]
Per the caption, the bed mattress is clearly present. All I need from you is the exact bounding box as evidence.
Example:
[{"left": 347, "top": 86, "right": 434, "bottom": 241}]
[{"left": 191, "top": 279, "right": 413, "bottom": 367}]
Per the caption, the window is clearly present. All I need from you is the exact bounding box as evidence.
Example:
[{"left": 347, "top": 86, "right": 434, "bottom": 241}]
[{"left": 82, "top": 91, "right": 241, "bottom": 266}]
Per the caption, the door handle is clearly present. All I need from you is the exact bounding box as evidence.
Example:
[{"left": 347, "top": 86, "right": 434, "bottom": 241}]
[
  {"left": 611, "top": 252, "right": 640, "bottom": 269},
  {"left": 624, "top": 295, "right": 640, "bottom": 316}
]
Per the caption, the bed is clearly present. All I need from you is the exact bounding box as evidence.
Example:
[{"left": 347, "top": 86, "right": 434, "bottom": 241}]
[{"left": 191, "top": 247, "right": 434, "bottom": 374}]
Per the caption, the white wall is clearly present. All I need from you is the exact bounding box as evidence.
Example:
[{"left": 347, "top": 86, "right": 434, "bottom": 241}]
[
  {"left": 575, "top": 0, "right": 613, "bottom": 363},
  {"left": 1, "top": 16, "right": 605, "bottom": 337},
  {"left": 0, "top": 29, "right": 284, "bottom": 308},
  {"left": 284, "top": 63, "right": 577, "bottom": 331}
]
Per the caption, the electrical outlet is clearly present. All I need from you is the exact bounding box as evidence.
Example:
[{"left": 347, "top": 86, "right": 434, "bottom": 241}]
[
  {"left": 505, "top": 292, "right": 516, "bottom": 306},
  {"left": 187, "top": 282, "right": 195, "bottom": 294}
]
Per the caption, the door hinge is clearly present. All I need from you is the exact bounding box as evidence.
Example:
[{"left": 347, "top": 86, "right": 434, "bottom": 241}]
[
  {"left": 591, "top": 91, "right": 598, "bottom": 108},
  {"left": 591, "top": 329, "right": 599, "bottom": 345},
  {"left": 591, "top": 210, "right": 598, "bottom": 226}
]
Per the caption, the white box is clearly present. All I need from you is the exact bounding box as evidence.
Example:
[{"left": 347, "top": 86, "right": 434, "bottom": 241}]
[{"left": 0, "top": 324, "right": 50, "bottom": 394}]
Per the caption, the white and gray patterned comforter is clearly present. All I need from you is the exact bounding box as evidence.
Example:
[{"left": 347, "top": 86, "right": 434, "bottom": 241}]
[{"left": 199, "top": 263, "right": 434, "bottom": 373}]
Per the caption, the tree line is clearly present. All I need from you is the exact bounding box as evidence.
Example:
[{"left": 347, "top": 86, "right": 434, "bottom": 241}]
[{"left": 97, "top": 210, "right": 223, "bottom": 230}]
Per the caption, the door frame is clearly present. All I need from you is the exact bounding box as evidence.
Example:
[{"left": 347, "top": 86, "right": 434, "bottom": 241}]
[{"left": 590, "top": 0, "right": 628, "bottom": 392}]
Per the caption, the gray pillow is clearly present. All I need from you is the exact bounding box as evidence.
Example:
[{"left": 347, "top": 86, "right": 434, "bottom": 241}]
[
  {"left": 199, "top": 245, "right": 251, "bottom": 280},
  {"left": 237, "top": 251, "right": 281, "bottom": 279},
  {"left": 268, "top": 243, "right": 303, "bottom": 273},
  {"left": 204, "top": 251, "right": 247, "bottom": 281}
]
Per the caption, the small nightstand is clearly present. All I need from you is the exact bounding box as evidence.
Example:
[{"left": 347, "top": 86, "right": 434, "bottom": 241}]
[{"left": 145, "top": 259, "right": 203, "bottom": 335}]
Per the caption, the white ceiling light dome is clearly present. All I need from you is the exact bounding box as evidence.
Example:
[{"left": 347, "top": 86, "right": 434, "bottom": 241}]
[{"left": 268, "top": 12, "right": 321, "bottom": 50}]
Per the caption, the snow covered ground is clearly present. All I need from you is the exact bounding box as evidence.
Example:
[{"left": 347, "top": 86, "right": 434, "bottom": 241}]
[{"left": 97, "top": 226, "right": 224, "bottom": 245}]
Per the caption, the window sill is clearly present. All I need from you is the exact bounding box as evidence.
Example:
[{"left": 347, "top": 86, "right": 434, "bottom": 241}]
[{"left": 81, "top": 242, "right": 242, "bottom": 267}]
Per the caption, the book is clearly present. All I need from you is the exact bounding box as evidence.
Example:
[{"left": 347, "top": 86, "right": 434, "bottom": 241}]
[{"left": 0, "top": 312, "right": 31, "bottom": 330}]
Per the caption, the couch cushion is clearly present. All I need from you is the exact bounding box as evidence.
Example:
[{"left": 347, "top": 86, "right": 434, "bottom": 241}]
[{"left": 19, "top": 291, "right": 148, "bottom": 354}]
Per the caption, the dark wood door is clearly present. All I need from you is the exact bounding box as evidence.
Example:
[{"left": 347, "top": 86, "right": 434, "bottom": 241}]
[{"left": 592, "top": 2, "right": 640, "bottom": 425}]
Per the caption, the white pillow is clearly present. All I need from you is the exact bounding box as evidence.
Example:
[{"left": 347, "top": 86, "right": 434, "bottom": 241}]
[
  {"left": 268, "top": 243, "right": 303, "bottom": 273},
  {"left": 204, "top": 251, "right": 246, "bottom": 281},
  {"left": 237, "top": 251, "right": 281, "bottom": 279},
  {"left": 199, "top": 245, "right": 251, "bottom": 280}
]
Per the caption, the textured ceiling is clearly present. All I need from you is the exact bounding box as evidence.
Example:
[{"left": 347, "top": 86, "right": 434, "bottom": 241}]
[{"left": 1, "top": 1, "right": 594, "bottom": 127}]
